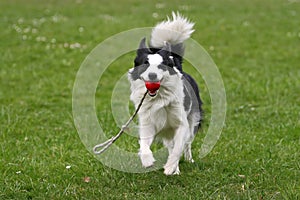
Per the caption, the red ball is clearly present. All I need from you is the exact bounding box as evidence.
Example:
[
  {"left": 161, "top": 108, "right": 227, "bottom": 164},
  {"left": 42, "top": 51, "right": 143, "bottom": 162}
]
[{"left": 145, "top": 81, "right": 160, "bottom": 94}]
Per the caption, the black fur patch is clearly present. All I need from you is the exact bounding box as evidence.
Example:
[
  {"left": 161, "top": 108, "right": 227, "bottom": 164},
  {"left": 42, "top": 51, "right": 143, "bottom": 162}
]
[
  {"left": 183, "top": 86, "right": 191, "bottom": 111},
  {"left": 158, "top": 64, "right": 177, "bottom": 75},
  {"left": 182, "top": 72, "right": 203, "bottom": 131}
]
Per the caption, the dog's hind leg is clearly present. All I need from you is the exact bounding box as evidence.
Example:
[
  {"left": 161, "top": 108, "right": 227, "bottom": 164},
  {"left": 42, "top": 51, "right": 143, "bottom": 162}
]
[
  {"left": 184, "top": 142, "right": 194, "bottom": 163},
  {"left": 184, "top": 113, "right": 199, "bottom": 163}
]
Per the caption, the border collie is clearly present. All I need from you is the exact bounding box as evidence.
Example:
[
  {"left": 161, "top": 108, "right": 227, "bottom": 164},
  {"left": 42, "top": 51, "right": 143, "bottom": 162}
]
[{"left": 128, "top": 12, "right": 203, "bottom": 175}]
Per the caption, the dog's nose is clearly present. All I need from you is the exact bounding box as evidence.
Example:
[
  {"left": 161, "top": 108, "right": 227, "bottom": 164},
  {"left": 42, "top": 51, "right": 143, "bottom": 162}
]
[{"left": 148, "top": 73, "right": 157, "bottom": 81}]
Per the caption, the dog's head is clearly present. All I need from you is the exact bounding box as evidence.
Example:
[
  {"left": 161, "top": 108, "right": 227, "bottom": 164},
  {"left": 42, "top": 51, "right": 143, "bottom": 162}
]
[{"left": 128, "top": 38, "right": 181, "bottom": 97}]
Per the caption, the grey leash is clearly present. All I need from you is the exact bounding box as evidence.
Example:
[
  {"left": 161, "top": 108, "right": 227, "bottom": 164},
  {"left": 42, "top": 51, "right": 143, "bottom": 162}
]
[{"left": 93, "top": 91, "right": 148, "bottom": 155}]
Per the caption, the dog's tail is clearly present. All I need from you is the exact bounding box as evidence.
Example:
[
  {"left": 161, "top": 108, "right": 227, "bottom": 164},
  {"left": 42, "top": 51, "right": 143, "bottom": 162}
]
[{"left": 150, "top": 12, "right": 194, "bottom": 49}]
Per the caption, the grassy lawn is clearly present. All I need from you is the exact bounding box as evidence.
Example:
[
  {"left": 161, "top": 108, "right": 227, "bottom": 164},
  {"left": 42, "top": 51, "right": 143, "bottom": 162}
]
[{"left": 1, "top": 0, "right": 299, "bottom": 199}]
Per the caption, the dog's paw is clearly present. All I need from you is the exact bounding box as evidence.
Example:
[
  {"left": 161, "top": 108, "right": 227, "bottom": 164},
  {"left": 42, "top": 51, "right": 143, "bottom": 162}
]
[
  {"left": 184, "top": 149, "right": 194, "bottom": 163},
  {"left": 187, "top": 158, "right": 195, "bottom": 163},
  {"left": 173, "top": 166, "right": 181, "bottom": 175},
  {"left": 140, "top": 153, "right": 155, "bottom": 168},
  {"left": 164, "top": 164, "right": 180, "bottom": 175}
]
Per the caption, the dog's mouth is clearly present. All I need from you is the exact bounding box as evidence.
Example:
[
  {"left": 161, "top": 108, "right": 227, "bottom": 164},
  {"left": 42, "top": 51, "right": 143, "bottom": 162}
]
[
  {"left": 145, "top": 81, "right": 160, "bottom": 97},
  {"left": 148, "top": 90, "right": 157, "bottom": 97}
]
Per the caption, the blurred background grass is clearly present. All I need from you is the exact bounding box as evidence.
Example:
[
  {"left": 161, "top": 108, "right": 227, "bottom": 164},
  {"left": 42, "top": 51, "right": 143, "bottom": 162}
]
[{"left": 0, "top": 0, "right": 299, "bottom": 199}]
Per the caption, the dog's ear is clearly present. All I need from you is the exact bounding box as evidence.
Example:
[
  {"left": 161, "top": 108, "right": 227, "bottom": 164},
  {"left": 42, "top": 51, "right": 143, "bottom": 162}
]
[
  {"left": 134, "top": 38, "right": 150, "bottom": 66},
  {"left": 137, "top": 38, "right": 149, "bottom": 56}
]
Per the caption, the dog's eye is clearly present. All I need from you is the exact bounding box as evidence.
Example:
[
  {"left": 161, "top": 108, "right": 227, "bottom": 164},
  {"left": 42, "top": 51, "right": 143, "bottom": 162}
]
[{"left": 144, "top": 60, "right": 149, "bottom": 64}]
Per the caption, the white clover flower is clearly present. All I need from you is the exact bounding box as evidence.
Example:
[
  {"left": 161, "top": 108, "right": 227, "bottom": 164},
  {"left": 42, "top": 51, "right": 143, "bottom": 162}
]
[
  {"left": 152, "top": 13, "right": 159, "bottom": 18},
  {"left": 78, "top": 27, "right": 84, "bottom": 33}
]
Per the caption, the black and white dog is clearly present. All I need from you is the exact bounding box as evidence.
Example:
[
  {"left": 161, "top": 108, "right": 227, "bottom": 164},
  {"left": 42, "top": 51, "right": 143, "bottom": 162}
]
[{"left": 128, "top": 12, "right": 202, "bottom": 175}]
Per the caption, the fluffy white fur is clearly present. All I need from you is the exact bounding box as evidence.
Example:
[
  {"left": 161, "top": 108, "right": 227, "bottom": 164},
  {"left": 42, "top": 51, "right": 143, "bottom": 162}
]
[
  {"left": 130, "top": 68, "right": 191, "bottom": 175},
  {"left": 150, "top": 12, "right": 194, "bottom": 48},
  {"left": 128, "top": 12, "right": 200, "bottom": 175}
]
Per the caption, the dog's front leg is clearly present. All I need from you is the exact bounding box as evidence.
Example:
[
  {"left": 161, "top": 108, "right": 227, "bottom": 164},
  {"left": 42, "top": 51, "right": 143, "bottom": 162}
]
[
  {"left": 139, "top": 125, "right": 156, "bottom": 168},
  {"left": 164, "top": 124, "right": 189, "bottom": 175}
]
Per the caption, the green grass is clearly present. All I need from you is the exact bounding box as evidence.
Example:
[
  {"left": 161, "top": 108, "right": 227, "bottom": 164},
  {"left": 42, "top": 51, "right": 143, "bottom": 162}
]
[{"left": 1, "top": 0, "right": 300, "bottom": 199}]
